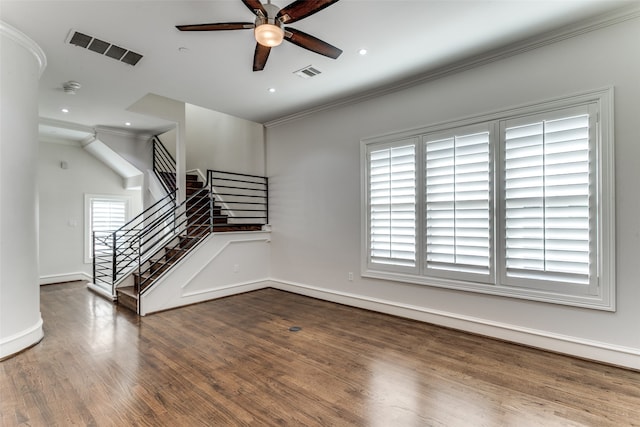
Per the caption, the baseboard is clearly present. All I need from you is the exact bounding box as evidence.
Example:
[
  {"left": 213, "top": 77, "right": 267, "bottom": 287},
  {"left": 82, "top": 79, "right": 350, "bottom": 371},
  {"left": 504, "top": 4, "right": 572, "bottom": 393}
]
[
  {"left": 40, "top": 272, "right": 91, "bottom": 285},
  {"left": 267, "top": 279, "right": 640, "bottom": 370},
  {"left": 0, "top": 317, "right": 44, "bottom": 360},
  {"left": 141, "top": 280, "right": 270, "bottom": 316},
  {"left": 86, "top": 282, "right": 116, "bottom": 301}
]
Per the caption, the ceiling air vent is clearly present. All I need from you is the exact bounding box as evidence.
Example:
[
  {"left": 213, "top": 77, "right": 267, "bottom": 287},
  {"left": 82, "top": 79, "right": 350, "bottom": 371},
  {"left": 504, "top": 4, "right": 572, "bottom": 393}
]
[
  {"left": 66, "top": 30, "right": 143, "bottom": 66},
  {"left": 294, "top": 65, "right": 322, "bottom": 79}
]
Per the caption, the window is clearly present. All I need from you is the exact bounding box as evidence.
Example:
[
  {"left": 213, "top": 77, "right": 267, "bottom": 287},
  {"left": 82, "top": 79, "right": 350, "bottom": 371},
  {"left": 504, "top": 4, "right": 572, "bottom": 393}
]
[
  {"left": 369, "top": 141, "right": 417, "bottom": 269},
  {"left": 362, "top": 88, "right": 614, "bottom": 310},
  {"left": 424, "top": 125, "right": 492, "bottom": 282},
  {"left": 84, "top": 195, "right": 131, "bottom": 262},
  {"left": 500, "top": 106, "right": 597, "bottom": 295}
]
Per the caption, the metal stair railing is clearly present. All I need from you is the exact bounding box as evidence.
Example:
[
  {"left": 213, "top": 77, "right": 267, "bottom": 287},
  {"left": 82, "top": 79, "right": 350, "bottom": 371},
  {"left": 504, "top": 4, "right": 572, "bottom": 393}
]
[
  {"left": 93, "top": 190, "right": 177, "bottom": 297},
  {"left": 137, "top": 187, "right": 214, "bottom": 294},
  {"left": 153, "top": 136, "right": 176, "bottom": 194},
  {"left": 207, "top": 169, "right": 268, "bottom": 229}
]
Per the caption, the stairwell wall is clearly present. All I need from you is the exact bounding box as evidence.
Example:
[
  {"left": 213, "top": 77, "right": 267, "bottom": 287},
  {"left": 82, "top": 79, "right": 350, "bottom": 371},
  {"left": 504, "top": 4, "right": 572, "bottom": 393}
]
[{"left": 184, "top": 104, "right": 265, "bottom": 176}]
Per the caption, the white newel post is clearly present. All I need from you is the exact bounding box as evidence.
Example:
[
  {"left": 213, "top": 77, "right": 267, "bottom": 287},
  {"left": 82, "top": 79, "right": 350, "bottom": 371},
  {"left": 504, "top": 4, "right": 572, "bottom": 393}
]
[{"left": 0, "top": 22, "right": 47, "bottom": 359}]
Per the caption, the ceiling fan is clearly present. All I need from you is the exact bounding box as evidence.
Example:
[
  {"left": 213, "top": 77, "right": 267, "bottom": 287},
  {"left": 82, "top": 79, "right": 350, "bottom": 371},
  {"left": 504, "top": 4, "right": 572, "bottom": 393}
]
[{"left": 176, "top": 0, "right": 343, "bottom": 71}]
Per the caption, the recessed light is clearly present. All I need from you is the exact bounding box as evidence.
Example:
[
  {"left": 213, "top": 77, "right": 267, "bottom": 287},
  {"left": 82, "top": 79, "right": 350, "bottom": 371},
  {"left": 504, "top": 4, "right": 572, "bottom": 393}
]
[
  {"left": 268, "top": 87, "right": 276, "bottom": 93},
  {"left": 125, "top": 122, "right": 131, "bottom": 126},
  {"left": 61, "top": 108, "right": 69, "bottom": 113},
  {"left": 358, "top": 48, "right": 368, "bottom": 56}
]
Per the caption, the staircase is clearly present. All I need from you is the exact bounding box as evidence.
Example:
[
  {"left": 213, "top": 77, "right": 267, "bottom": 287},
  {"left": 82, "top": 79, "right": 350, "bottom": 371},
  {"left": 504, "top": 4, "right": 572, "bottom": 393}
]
[
  {"left": 93, "top": 137, "right": 268, "bottom": 314},
  {"left": 114, "top": 173, "right": 262, "bottom": 313}
]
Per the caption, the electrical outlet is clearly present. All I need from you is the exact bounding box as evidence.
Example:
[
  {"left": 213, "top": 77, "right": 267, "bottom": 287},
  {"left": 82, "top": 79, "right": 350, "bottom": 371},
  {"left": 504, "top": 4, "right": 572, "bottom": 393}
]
[{"left": 348, "top": 272, "right": 354, "bottom": 281}]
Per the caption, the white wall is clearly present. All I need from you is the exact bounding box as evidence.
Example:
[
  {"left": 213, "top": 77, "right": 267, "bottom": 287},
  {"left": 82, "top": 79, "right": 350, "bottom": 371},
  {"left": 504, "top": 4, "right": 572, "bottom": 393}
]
[
  {"left": 38, "top": 141, "right": 143, "bottom": 283},
  {"left": 266, "top": 17, "right": 640, "bottom": 368},
  {"left": 185, "top": 104, "right": 265, "bottom": 176},
  {"left": 95, "top": 130, "right": 152, "bottom": 175},
  {"left": 95, "top": 129, "right": 153, "bottom": 205},
  {"left": 0, "top": 21, "right": 45, "bottom": 359}
]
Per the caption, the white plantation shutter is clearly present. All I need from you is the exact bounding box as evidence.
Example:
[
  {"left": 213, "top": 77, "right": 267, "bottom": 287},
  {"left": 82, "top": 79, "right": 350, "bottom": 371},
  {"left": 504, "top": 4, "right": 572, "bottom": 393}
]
[
  {"left": 91, "top": 199, "right": 127, "bottom": 232},
  {"left": 89, "top": 197, "right": 128, "bottom": 259},
  {"left": 503, "top": 106, "right": 594, "bottom": 286},
  {"left": 425, "top": 130, "right": 491, "bottom": 276},
  {"left": 362, "top": 89, "right": 613, "bottom": 309},
  {"left": 369, "top": 143, "right": 416, "bottom": 267}
]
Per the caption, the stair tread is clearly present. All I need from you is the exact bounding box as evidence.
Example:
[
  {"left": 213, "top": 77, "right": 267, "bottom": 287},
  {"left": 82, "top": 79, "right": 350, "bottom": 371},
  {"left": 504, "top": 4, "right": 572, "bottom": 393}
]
[
  {"left": 117, "top": 286, "right": 138, "bottom": 299},
  {"left": 213, "top": 224, "right": 263, "bottom": 231}
]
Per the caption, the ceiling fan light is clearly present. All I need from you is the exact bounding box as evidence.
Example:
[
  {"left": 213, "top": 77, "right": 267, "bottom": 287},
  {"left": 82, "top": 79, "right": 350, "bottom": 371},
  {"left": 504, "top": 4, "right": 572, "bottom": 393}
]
[{"left": 255, "top": 24, "right": 284, "bottom": 47}]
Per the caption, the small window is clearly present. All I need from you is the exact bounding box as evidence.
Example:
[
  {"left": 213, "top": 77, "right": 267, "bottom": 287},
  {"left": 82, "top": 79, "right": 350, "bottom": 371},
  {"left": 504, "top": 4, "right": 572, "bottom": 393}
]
[{"left": 84, "top": 195, "right": 131, "bottom": 262}]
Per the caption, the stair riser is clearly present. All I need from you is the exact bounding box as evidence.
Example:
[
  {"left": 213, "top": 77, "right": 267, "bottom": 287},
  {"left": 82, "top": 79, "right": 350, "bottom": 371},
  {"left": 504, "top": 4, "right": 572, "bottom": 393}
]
[
  {"left": 149, "top": 261, "right": 171, "bottom": 275},
  {"left": 187, "top": 225, "right": 212, "bottom": 236},
  {"left": 117, "top": 291, "right": 138, "bottom": 312},
  {"left": 179, "top": 236, "right": 196, "bottom": 248},
  {"left": 165, "top": 248, "right": 186, "bottom": 263},
  {"left": 213, "top": 224, "right": 263, "bottom": 232},
  {"left": 187, "top": 199, "right": 210, "bottom": 209},
  {"left": 187, "top": 213, "right": 212, "bottom": 224},
  {"left": 186, "top": 187, "right": 206, "bottom": 196},
  {"left": 133, "top": 273, "right": 158, "bottom": 292}
]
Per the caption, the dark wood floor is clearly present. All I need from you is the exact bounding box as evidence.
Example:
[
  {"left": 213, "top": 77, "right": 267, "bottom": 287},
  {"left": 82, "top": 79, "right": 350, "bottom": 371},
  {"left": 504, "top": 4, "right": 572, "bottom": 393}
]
[{"left": 1, "top": 282, "right": 639, "bottom": 426}]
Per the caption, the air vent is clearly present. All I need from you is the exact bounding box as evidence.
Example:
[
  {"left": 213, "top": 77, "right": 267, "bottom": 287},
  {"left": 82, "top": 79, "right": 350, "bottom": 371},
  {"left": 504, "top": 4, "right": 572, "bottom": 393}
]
[
  {"left": 294, "top": 65, "right": 322, "bottom": 79},
  {"left": 66, "top": 30, "right": 143, "bottom": 66}
]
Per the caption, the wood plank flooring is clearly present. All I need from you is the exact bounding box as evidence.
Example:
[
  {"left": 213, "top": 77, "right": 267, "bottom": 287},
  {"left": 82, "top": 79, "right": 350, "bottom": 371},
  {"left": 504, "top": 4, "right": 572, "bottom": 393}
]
[{"left": 1, "top": 281, "right": 639, "bottom": 426}]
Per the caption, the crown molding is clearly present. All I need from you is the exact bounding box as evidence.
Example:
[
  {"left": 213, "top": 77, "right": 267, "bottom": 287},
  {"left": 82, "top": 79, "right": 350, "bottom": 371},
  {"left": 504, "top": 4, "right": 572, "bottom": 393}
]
[
  {"left": 264, "top": 4, "right": 640, "bottom": 128},
  {"left": 0, "top": 20, "right": 47, "bottom": 76},
  {"left": 95, "top": 125, "right": 171, "bottom": 142},
  {"left": 38, "top": 118, "right": 94, "bottom": 145},
  {"left": 39, "top": 117, "right": 94, "bottom": 134}
]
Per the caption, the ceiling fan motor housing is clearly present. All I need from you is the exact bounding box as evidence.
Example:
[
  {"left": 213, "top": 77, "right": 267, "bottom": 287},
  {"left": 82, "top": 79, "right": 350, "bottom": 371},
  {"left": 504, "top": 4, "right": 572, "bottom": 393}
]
[{"left": 254, "top": 3, "right": 284, "bottom": 46}]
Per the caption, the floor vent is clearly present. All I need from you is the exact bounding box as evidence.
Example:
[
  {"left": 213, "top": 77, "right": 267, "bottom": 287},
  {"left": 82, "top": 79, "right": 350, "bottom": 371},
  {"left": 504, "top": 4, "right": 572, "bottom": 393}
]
[
  {"left": 294, "top": 65, "right": 322, "bottom": 79},
  {"left": 66, "top": 30, "right": 143, "bottom": 66}
]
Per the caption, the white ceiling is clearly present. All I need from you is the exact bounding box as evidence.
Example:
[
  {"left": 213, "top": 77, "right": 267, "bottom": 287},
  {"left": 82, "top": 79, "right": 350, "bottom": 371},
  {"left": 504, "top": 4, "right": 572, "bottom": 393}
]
[{"left": 1, "top": 0, "right": 637, "bottom": 139}]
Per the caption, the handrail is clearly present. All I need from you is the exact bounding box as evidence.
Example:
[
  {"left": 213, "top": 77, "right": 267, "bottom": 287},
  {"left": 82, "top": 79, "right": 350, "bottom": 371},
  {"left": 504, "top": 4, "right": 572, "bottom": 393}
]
[
  {"left": 153, "top": 136, "right": 176, "bottom": 194},
  {"left": 207, "top": 169, "right": 269, "bottom": 228}
]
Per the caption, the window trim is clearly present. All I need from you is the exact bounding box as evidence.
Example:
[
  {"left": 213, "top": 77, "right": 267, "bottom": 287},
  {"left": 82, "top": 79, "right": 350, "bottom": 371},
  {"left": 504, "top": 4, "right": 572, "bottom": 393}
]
[
  {"left": 364, "top": 137, "right": 420, "bottom": 276},
  {"left": 361, "top": 87, "right": 615, "bottom": 311},
  {"left": 84, "top": 194, "right": 132, "bottom": 264}
]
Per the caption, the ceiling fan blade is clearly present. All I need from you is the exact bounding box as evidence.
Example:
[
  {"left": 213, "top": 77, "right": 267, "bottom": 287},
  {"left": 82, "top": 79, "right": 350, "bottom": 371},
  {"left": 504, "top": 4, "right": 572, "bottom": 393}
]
[
  {"left": 176, "top": 22, "right": 254, "bottom": 31},
  {"left": 242, "top": 0, "right": 267, "bottom": 17},
  {"left": 284, "top": 27, "right": 342, "bottom": 59},
  {"left": 277, "top": 0, "right": 340, "bottom": 24},
  {"left": 253, "top": 43, "right": 271, "bottom": 71}
]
